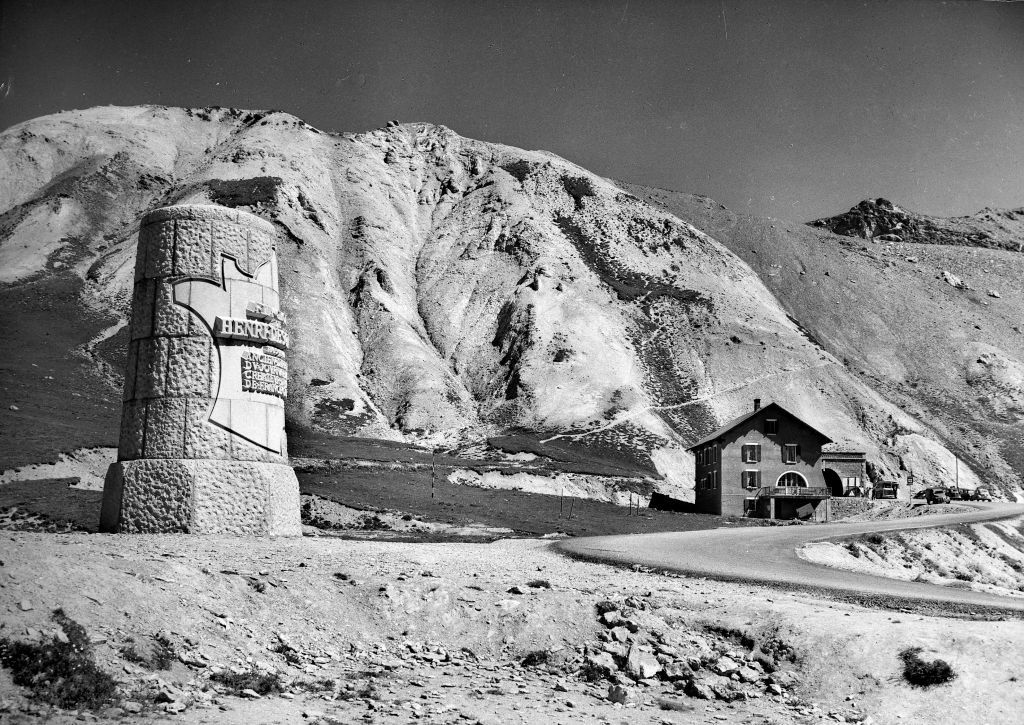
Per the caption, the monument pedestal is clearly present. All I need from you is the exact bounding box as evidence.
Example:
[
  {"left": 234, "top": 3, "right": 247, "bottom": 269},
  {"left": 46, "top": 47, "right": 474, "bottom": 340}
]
[{"left": 101, "top": 460, "right": 301, "bottom": 535}]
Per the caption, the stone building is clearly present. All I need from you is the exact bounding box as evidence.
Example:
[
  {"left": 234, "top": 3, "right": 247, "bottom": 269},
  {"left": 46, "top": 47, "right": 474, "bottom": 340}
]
[{"left": 687, "top": 400, "right": 866, "bottom": 520}]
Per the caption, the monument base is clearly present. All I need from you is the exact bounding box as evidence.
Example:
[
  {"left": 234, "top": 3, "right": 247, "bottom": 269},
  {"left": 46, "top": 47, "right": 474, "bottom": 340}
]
[{"left": 100, "top": 459, "right": 301, "bottom": 536}]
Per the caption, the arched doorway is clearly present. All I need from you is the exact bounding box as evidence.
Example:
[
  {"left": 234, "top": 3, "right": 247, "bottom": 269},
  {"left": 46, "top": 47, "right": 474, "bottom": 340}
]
[
  {"left": 823, "top": 469, "right": 844, "bottom": 497},
  {"left": 777, "top": 471, "right": 808, "bottom": 487}
]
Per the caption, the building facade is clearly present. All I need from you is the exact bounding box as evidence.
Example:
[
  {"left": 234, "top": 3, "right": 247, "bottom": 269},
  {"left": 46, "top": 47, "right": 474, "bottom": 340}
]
[{"left": 689, "top": 400, "right": 857, "bottom": 520}]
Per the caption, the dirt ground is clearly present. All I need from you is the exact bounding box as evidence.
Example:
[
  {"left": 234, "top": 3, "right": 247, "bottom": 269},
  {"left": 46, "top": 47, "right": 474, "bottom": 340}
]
[{"left": 2, "top": 531, "right": 1024, "bottom": 724}]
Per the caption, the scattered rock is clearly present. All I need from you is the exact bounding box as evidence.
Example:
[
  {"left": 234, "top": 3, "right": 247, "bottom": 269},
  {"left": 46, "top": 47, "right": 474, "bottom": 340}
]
[
  {"left": 987, "top": 289, "right": 1001, "bottom": 298},
  {"left": 940, "top": 270, "right": 969, "bottom": 289},
  {"left": 737, "top": 666, "right": 762, "bottom": 683},
  {"left": 17, "top": 600, "right": 32, "bottom": 611},
  {"left": 606, "top": 683, "right": 637, "bottom": 704},
  {"left": 610, "top": 626, "right": 631, "bottom": 643},
  {"left": 625, "top": 644, "right": 662, "bottom": 680},
  {"left": 684, "top": 677, "right": 715, "bottom": 700}
]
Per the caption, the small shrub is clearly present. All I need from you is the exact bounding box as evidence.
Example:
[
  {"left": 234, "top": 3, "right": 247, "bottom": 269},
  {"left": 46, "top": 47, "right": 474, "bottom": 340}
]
[
  {"left": 561, "top": 175, "right": 597, "bottom": 209},
  {"left": 899, "top": 647, "right": 956, "bottom": 687},
  {"left": 292, "top": 677, "right": 335, "bottom": 693},
  {"left": 865, "top": 533, "right": 886, "bottom": 546},
  {"left": 0, "top": 609, "right": 117, "bottom": 710},
  {"left": 578, "top": 659, "right": 609, "bottom": 682},
  {"left": 526, "top": 579, "right": 551, "bottom": 589},
  {"left": 521, "top": 650, "right": 551, "bottom": 667},
  {"left": 210, "top": 666, "right": 284, "bottom": 696},
  {"left": 501, "top": 160, "right": 532, "bottom": 183},
  {"left": 595, "top": 600, "right": 619, "bottom": 616}
]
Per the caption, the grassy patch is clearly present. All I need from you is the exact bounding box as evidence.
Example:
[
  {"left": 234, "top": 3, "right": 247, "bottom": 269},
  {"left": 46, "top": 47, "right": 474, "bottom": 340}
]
[
  {"left": 0, "top": 609, "right": 118, "bottom": 710},
  {"left": 299, "top": 468, "right": 755, "bottom": 539},
  {"left": 899, "top": 647, "right": 956, "bottom": 687}
]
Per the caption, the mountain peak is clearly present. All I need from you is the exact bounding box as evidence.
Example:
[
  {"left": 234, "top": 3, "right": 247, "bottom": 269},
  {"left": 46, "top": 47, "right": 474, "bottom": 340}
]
[{"left": 808, "top": 198, "right": 1024, "bottom": 251}]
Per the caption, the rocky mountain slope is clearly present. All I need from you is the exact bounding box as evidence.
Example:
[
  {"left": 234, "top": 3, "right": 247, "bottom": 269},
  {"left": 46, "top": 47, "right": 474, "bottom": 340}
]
[
  {"left": 0, "top": 105, "right": 1017, "bottom": 500},
  {"left": 624, "top": 186, "right": 1024, "bottom": 499},
  {"left": 808, "top": 197, "right": 1024, "bottom": 252}
]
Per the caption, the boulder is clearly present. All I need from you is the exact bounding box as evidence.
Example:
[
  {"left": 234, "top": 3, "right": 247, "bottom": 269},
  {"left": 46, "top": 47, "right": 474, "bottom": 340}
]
[{"left": 713, "top": 656, "right": 740, "bottom": 676}]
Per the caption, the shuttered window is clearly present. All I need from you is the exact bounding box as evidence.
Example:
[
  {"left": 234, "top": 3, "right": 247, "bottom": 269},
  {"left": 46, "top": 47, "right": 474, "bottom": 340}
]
[
  {"left": 741, "top": 470, "right": 761, "bottom": 489},
  {"left": 782, "top": 443, "right": 800, "bottom": 464},
  {"left": 765, "top": 419, "right": 778, "bottom": 435},
  {"left": 741, "top": 444, "right": 762, "bottom": 463}
]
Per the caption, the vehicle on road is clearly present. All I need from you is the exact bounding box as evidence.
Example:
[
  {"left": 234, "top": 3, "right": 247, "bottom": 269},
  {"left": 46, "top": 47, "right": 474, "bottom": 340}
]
[
  {"left": 912, "top": 487, "right": 951, "bottom": 505},
  {"left": 971, "top": 487, "right": 993, "bottom": 502}
]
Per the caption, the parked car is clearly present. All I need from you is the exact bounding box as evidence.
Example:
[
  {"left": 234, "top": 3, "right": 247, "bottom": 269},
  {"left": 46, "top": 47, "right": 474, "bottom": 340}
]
[
  {"left": 912, "top": 487, "right": 951, "bottom": 505},
  {"left": 947, "top": 487, "right": 972, "bottom": 501},
  {"left": 872, "top": 482, "right": 899, "bottom": 500},
  {"left": 971, "top": 486, "right": 993, "bottom": 502}
]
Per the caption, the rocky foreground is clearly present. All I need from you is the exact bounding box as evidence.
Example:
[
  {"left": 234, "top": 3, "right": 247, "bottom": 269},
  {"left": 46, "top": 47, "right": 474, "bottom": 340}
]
[{"left": 2, "top": 532, "right": 1023, "bottom": 724}]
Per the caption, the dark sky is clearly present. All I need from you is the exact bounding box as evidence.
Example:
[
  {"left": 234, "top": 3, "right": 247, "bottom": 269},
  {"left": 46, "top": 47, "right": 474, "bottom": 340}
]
[{"left": 1, "top": 0, "right": 1022, "bottom": 221}]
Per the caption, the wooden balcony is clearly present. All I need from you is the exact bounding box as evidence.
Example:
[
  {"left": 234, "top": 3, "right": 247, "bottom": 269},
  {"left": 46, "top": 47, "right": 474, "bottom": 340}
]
[{"left": 756, "top": 486, "right": 829, "bottom": 499}]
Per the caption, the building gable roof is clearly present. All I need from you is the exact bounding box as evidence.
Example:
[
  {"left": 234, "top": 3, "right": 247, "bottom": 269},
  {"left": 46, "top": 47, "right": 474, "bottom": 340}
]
[{"left": 686, "top": 402, "right": 833, "bottom": 450}]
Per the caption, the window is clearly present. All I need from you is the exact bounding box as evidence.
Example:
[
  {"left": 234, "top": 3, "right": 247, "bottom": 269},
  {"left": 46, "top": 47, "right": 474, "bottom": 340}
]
[
  {"left": 764, "top": 419, "right": 778, "bottom": 435},
  {"left": 782, "top": 444, "right": 800, "bottom": 464},
  {"left": 778, "top": 471, "right": 807, "bottom": 487},
  {"left": 711, "top": 470, "right": 718, "bottom": 490},
  {"left": 712, "top": 445, "right": 719, "bottom": 463},
  {"left": 741, "top": 444, "right": 761, "bottom": 463},
  {"left": 741, "top": 470, "right": 761, "bottom": 489}
]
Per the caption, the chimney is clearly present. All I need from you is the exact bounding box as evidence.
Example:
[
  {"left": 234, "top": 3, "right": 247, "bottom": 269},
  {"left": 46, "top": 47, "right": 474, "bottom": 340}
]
[{"left": 753, "top": 398, "right": 761, "bottom": 411}]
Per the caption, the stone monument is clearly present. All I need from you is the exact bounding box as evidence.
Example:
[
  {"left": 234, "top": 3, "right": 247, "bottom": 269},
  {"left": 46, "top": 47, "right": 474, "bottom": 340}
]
[{"left": 100, "top": 204, "right": 301, "bottom": 535}]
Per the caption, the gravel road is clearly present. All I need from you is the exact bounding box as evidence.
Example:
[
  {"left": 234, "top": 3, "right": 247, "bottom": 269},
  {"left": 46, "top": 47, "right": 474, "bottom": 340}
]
[{"left": 556, "top": 503, "right": 1024, "bottom": 615}]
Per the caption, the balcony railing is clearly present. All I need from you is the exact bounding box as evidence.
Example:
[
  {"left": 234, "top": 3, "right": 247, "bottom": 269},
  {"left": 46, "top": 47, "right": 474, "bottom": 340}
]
[{"left": 756, "top": 486, "right": 829, "bottom": 499}]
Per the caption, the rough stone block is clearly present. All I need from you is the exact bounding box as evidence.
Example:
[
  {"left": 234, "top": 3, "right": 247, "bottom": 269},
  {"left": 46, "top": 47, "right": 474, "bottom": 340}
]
[
  {"left": 129, "top": 279, "right": 155, "bottom": 341},
  {"left": 117, "top": 459, "right": 196, "bottom": 533},
  {"left": 143, "top": 397, "right": 186, "bottom": 458},
  {"left": 118, "top": 401, "right": 147, "bottom": 460},
  {"left": 134, "top": 337, "right": 170, "bottom": 399},
  {"left": 144, "top": 220, "right": 176, "bottom": 279},
  {"left": 122, "top": 341, "right": 139, "bottom": 402},
  {"left": 229, "top": 430, "right": 280, "bottom": 463},
  {"left": 174, "top": 219, "right": 214, "bottom": 278},
  {"left": 133, "top": 227, "right": 151, "bottom": 283},
  {"left": 264, "top": 464, "right": 302, "bottom": 536},
  {"left": 166, "top": 336, "right": 212, "bottom": 397},
  {"left": 152, "top": 281, "right": 191, "bottom": 337},
  {"left": 212, "top": 219, "right": 250, "bottom": 275},
  {"left": 248, "top": 226, "right": 276, "bottom": 272},
  {"left": 191, "top": 461, "right": 267, "bottom": 534},
  {"left": 183, "top": 397, "right": 231, "bottom": 459}
]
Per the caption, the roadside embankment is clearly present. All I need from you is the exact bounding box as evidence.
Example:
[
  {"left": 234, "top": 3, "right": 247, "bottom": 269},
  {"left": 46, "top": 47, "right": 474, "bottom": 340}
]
[{"left": 799, "top": 516, "right": 1024, "bottom": 599}]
